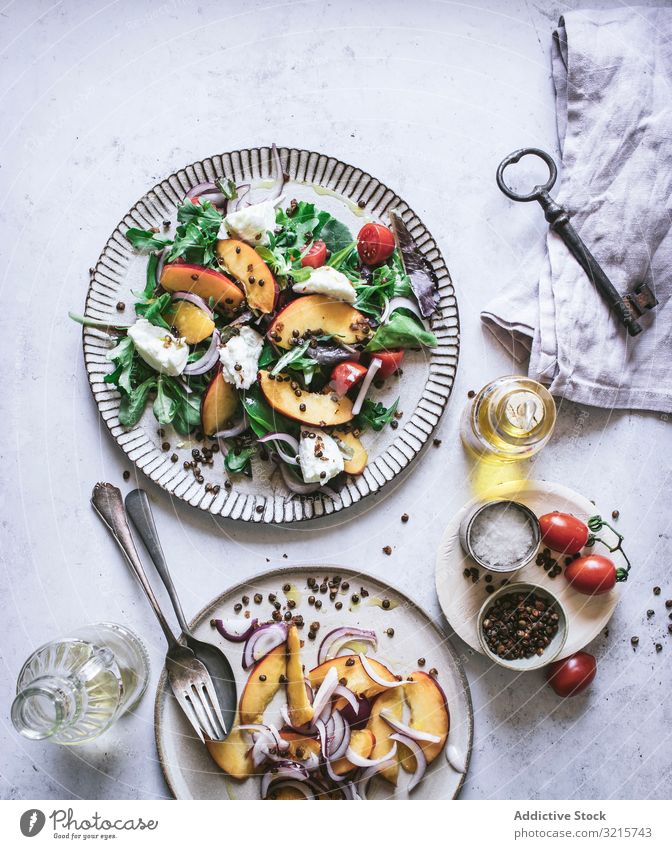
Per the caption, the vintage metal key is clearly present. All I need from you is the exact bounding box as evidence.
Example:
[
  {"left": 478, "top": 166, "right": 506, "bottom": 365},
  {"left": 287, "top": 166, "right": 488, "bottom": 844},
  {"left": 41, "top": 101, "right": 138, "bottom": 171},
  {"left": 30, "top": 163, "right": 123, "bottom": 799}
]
[{"left": 496, "top": 148, "right": 657, "bottom": 337}]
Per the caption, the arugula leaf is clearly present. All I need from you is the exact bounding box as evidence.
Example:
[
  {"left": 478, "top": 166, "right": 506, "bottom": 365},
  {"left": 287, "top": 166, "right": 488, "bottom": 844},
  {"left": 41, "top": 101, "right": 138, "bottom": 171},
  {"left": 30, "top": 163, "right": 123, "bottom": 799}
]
[
  {"left": 224, "top": 445, "right": 255, "bottom": 475},
  {"left": 274, "top": 201, "right": 324, "bottom": 249},
  {"left": 354, "top": 398, "right": 399, "bottom": 431},
  {"left": 118, "top": 377, "right": 156, "bottom": 427},
  {"left": 271, "top": 341, "right": 310, "bottom": 375},
  {"left": 135, "top": 292, "right": 172, "bottom": 330},
  {"left": 161, "top": 200, "right": 223, "bottom": 266},
  {"left": 320, "top": 217, "right": 353, "bottom": 253},
  {"left": 216, "top": 177, "right": 238, "bottom": 200},
  {"left": 105, "top": 335, "right": 135, "bottom": 395},
  {"left": 153, "top": 376, "right": 178, "bottom": 425},
  {"left": 270, "top": 341, "right": 319, "bottom": 385},
  {"left": 366, "top": 311, "right": 437, "bottom": 351},
  {"left": 242, "top": 385, "right": 297, "bottom": 437},
  {"left": 327, "top": 242, "right": 357, "bottom": 272},
  {"left": 143, "top": 252, "right": 159, "bottom": 298},
  {"left": 258, "top": 341, "right": 278, "bottom": 370},
  {"left": 126, "top": 228, "right": 172, "bottom": 252}
]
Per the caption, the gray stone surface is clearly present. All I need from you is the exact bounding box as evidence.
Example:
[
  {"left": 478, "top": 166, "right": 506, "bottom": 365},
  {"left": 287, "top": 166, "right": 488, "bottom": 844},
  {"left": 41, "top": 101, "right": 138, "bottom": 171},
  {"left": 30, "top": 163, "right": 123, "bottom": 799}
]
[{"left": 1, "top": 0, "right": 670, "bottom": 801}]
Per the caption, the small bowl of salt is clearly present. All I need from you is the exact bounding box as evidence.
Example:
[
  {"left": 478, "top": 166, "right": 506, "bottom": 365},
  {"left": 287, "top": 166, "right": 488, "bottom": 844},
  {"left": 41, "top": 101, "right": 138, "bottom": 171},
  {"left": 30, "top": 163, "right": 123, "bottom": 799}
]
[{"left": 459, "top": 499, "right": 540, "bottom": 573}]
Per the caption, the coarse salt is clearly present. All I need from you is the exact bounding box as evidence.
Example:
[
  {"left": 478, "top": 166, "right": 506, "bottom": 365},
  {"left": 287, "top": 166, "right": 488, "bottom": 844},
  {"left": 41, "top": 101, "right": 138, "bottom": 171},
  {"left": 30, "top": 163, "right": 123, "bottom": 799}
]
[{"left": 469, "top": 502, "right": 536, "bottom": 569}]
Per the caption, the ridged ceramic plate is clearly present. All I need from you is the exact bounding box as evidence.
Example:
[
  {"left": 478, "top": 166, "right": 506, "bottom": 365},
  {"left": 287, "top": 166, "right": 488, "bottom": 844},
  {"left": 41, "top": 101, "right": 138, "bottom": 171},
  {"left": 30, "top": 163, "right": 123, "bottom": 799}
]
[
  {"left": 82, "top": 147, "right": 459, "bottom": 523},
  {"left": 154, "top": 565, "right": 473, "bottom": 800}
]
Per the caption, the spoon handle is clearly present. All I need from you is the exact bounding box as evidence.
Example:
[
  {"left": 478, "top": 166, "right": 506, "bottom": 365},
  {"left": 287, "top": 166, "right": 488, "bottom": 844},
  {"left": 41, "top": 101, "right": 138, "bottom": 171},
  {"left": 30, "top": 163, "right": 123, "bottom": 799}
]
[
  {"left": 91, "top": 482, "right": 180, "bottom": 648},
  {"left": 124, "top": 489, "right": 190, "bottom": 635}
]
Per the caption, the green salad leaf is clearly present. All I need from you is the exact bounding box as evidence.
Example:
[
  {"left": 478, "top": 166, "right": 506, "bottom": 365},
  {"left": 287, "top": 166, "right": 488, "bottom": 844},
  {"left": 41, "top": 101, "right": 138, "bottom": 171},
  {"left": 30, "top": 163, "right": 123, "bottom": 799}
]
[
  {"left": 135, "top": 292, "right": 172, "bottom": 330},
  {"left": 105, "top": 336, "right": 136, "bottom": 395},
  {"left": 354, "top": 398, "right": 399, "bottom": 431},
  {"left": 320, "top": 217, "right": 353, "bottom": 253},
  {"left": 224, "top": 445, "right": 255, "bottom": 475},
  {"left": 153, "top": 377, "right": 178, "bottom": 425},
  {"left": 119, "top": 377, "right": 156, "bottom": 427},
  {"left": 125, "top": 228, "right": 172, "bottom": 252},
  {"left": 366, "top": 311, "right": 437, "bottom": 351},
  {"left": 242, "top": 385, "right": 297, "bottom": 437}
]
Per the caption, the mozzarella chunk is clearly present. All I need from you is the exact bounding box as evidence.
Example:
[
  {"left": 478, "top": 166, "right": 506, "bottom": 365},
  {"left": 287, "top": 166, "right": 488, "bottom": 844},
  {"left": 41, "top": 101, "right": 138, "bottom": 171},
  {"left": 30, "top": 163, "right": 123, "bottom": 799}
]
[
  {"left": 127, "top": 318, "right": 188, "bottom": 376},
  {"left": 292, "top": 265, "right": 357, "bottom": 304},
  {"left": 218, "top": 326, "right": 264, "bottom": 389},
  {"left": 219, "top": 200, "right": 277, "bottom": 246},
  {"left": 298, "top": 429, "right": 344, "bottom": 485}
]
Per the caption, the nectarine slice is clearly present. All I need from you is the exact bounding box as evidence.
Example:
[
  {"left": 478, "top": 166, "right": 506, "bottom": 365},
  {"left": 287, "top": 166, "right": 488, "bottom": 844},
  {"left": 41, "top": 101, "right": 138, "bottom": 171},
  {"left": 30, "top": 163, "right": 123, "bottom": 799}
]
[
  {"left": 160, "top": 263, "right": 244, "bottom": 314},
  {"left": 400, "top": 671, "right": 449, "bottom": 771},
  {"left": 200, "top": 367, "right": 239, "bottom": 436},
  {"left": 331, "top": 728, "right": 375, "bottom": 775},
  {"left": 367, "top": 688, "right": 404, "bottom": 784},
  {"left": 258, "top": 370, "right": 353, "bottom": 427},
  {"left": 239, "top": 645, "right": 287, "bottom": 725},
  {"left": 279, "top": 731, "right": 321, "bottom": 762},
  {"left": 205, "top": 712, "right": 255, "bottom": 780},
  {"left": 163, "top": 300, "right": 215, "bottom": 345},
  {"left": 333, "top": 429, "right": 368, "bottom": 475},
  {"left": 286, "top": 624, "right": 314, "bottom": 728},
  {"left": 267, "top": 294, "right": 369, "bottom": 349},
  {"left": 270, "top": 786, "right": 308, "bottom": 800},
  {"left": 215, "top": 239, "right": 278, "bottom": 314},
  {"left": 308, "top": 656, "right": 398, "bottom": 700}
]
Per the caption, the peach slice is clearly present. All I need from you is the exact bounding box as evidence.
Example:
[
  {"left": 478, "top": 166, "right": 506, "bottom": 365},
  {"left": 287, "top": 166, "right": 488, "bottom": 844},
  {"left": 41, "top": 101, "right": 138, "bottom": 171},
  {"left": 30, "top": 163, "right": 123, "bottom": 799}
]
[
  {"left": 307, "top": 656, "right": 398, "bottom": 700},
  {"left": 163, "top": 300, "right": 215, "bottom": 345},
  {"left": 200, "top": 367, "right": 239, "bottom": 436},
  {"left": 331, "top": 728, "right": 375, "bottom": 775},
  {"left": 399, "top": 671, "right": 450, "bottom": 771},
  {"left": 160, "top": 263, "right": 244, "bottom": 314},
  {"left": 267, "top": 294, "right": 369, "bottom": 349},
  {"left": 215, "top": 239, "right": 278, "bottom": 314},
  {"left": 258, "top": 370, "right": 353, "bottom": 427},
  {"left": 333, "top": 429, "right": 368, "bottom": 475},
  {"left": 270, "top": 786, "right": 308, "bottom": 800},
  {"left": 366, "top": 688, "right": 404, "bottom": 785},
  {"left": 279, "top": 731, "right": 321, "bottom": 763},
  {"left": 205, "top": 712, "right": 254, "bottom": 780},
  {"left": 239, "top": 645, "right": 287, "bottom": 725},
  {"left": 286, "top": 625, "right": 314, "bottom": 728}
]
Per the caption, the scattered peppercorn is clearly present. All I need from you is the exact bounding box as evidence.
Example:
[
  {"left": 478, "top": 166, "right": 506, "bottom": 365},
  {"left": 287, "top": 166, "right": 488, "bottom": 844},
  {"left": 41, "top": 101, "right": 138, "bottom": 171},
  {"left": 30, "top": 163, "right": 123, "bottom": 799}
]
[
  {"left": 254, "top": 593, "right": 262, "bottom": 604},
  {"left": 351, "top": 594, "right": 360, "bottom": 604},
  {"left": 234, "top": 603, "right": 242, "bottom": 613},
  {"left": 335, "top": 601, "right": 343, "bottom": 610},
  {"left": 123, "top": 470, "right": 130, "bottom": 481},
  {"left": 116, "top": 301, "right": 125, "bottom": 311},
  {"left": 401, "top": 513, "right": 409, "bottom": 523},
  {"left": 666, "top": 600, "right": 672, "bottom": 609},
  {"left": 418, "top": 657, "right": 426, "bottom": 667},
  {"left": 382, "top": 599, "right": 391, "bottom": 610},
  {"left": 631, "top": 636, "right": 639, "bottom": 646},
  {"left": 429, "top": 668, "right": 438, "bottom": 677},
  {"left": 345, "top": 657, "right": 356, "bottom": 667},
  {"left": 259, "top": 674, "right": 267, "bottom": 682},
  {"left": 654, "top": 587, "right": 661, "bottom": 595},
  {"left": 386, "top": 628, "right": 394, "bottom": 637},
  {"left": 315, "top": 600, "right": 322, "bottom": 609},
  {"left": 656, "top": 643, "right": 663, "bottom": 653},
  {"left": 612, "top": 509, "right": 620, "bottom": 519},
  {"left": 433, "top": 438, "right": 442, "bottom": 447},
  {"left": 382, "top": 546, "right": 392, "bottom": 556},
  {"left": 647, "top": 609, "right": 655, "bottom": 618}
]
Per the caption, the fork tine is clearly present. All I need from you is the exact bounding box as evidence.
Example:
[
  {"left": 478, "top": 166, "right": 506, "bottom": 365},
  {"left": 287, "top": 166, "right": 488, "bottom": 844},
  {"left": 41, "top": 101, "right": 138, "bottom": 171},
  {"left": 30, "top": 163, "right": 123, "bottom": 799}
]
[
  {"left": 171, "top": 685, "right": 205, "bottom": 743},
  {"left": 202, "top": 674, "right": 227, "bottom": 738},
  {"left": 188, "top": 685, "right": 218, "bottom": 740},
  {"left": 195, "top": 683, "right": 222, "bottom": 740}
]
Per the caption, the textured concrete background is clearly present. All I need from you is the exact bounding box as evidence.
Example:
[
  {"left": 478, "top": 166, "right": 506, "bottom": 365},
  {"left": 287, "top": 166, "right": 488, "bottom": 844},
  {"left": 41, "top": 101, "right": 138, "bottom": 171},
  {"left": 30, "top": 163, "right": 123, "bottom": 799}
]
[{"left": 1, "top": 0, "right": 671, "bottom": 800}]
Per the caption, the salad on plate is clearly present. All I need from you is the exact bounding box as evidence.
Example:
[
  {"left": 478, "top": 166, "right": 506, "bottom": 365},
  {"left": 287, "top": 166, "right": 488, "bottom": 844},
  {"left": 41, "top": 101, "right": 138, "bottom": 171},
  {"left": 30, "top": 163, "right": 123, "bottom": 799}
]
[{"left": 72, "top": 145, "right": 439, "bottom": 495}]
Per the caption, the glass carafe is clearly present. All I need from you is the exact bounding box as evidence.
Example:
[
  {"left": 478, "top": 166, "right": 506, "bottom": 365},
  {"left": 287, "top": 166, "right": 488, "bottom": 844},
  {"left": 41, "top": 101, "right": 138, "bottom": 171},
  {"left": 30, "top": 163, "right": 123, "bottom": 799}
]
[{"left": 11, "top": 622, "right": 149, "bottom": 745}]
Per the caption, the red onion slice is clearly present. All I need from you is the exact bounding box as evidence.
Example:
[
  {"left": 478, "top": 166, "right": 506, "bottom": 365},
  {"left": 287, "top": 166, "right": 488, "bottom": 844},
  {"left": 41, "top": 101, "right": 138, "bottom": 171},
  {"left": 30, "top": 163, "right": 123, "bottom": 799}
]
[
  {"left": 258, "top": 432, "right": 299, "bottom": 466},
  {"left": 389, "top": 732, "right": 427, "bottom": 792},
  {"left": 260, "top": 762, "right": 314, "bottom": 798},
  {"left": 155, "top": 248, "right": 168, "bottom": 288},
  {"left": 318, "top": 627, "right": 378, "bottom": 665},
  {"left": 358, "top": 653, "right": 407, "bottom": 689},
  {"left": 342, "top": 781, "right": 363, "bottom": 800},
  {"left": 264, "top": 143, "right": 286, "bottom": 202},
  {"left": 280, "top": 463, "right": 322, "bottom": 495},
  {"left": 230, "top": 183, "right": 251, "bottom": 212},
  {"left": 170, "top": 291, "right": 214, "bottom": 320},
  {"left": 311, "top": 667, "right": 339, "bottom": 720},
  {"left": 380, "top": 710, "right": 441, "bottom": 743},
  {"left": 359, "top": 758, "right": 398, "bottom": 799},
  {"left": 211, "top": 616, "right": 258, "bottom": 643},
  {"left": 327, "top": 712, "right": 351, "bottom": 761},
  {"left": 242, "top": 622, "right": 288, "bottom": 670},
  {"left": 323, "top": 757, "right": 346, "bottom": 784},
  {"left": 183, "top": 330, "right": 220, "bottom": 376},
  {"left": 351, "top": 357, "right": 382, "bottom": 415},
  {"left": 213, "top": 412, "right": 248, "bottom": 441},
  {"left": 332, "top": 684, "right": 359, "bottom": 714},
  {"left": 345, "top": 741, "right": 397, "bottom": 768},
  {"left": 185, "top": 182, "right": 228, "bottom": 207}
]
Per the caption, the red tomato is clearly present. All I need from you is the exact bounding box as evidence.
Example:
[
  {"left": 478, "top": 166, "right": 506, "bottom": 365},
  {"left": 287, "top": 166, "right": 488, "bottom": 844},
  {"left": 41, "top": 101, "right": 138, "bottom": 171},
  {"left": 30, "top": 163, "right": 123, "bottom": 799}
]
[
  {"left": 357, "top": 223, "right": 396, "bottom": 265},
  {"left": 301, "top": 240, "right": 327, "bottom": 269},
  {"left": 547, "top": 651, "right": 597, "bottom": 697},
  {"left": 330, "top": 361, "right": 367, "bottom": 396},
  {"left": 373, "top": 350, "right": 405, "bottom": 378},
  {"left": 539, "top": 512, "right": 589, "bottom": 554},
  {"left": 564, "top": 554, "right": 616, "bottom": 595}
]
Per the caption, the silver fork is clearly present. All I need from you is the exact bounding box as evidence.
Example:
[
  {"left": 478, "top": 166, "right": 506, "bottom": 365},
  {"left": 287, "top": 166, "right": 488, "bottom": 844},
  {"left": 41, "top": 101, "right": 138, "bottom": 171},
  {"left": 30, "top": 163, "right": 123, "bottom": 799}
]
[{"left": 91, "top": 483, "right": 226, "bottom": 743}]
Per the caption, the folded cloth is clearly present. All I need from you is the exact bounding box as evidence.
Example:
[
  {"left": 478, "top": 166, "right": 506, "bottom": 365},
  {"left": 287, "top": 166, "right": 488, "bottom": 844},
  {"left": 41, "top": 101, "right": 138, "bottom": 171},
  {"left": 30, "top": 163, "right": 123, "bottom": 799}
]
[{"left": 482, "top": 8, "right": 672, "bottom": 413}]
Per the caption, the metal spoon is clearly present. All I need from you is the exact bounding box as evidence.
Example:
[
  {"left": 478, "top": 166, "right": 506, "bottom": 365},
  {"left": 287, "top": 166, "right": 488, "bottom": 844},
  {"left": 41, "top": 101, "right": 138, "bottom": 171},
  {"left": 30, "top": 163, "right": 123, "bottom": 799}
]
[{"left": 124, "top": 489, "right": 237, "bottom": 736}]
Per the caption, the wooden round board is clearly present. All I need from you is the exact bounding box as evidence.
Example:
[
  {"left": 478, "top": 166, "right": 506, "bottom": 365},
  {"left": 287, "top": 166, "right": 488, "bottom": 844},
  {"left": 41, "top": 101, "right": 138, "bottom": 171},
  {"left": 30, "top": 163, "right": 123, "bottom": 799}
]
[
  {"left": 435, "top": 480, "right": 619, "bottom": 663},
  {"left": 82, "top": 146, "right": 460, "bottom": 524},
  {"left": 155, "top": 565, "right": 473, "bottom": 800}
]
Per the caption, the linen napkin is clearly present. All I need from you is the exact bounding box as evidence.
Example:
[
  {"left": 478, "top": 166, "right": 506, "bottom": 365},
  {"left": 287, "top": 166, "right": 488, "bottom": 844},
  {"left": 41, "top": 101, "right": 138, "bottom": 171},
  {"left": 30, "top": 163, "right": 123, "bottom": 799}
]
[{"left": 482, "top": 7, "right": 672, "bottom": 413}]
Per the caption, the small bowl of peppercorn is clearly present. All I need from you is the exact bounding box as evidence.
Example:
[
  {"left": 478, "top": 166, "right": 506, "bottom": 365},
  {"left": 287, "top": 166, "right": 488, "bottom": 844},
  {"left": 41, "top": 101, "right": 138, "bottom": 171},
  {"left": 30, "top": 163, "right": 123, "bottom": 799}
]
[{"left": 477, "top": 582, "right": 568, "bottom": 671}]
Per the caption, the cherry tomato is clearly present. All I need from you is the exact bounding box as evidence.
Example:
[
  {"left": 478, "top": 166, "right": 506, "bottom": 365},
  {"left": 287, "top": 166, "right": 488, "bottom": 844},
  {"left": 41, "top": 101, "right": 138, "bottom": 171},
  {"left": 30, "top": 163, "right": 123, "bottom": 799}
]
[
  {"left": 357, "top": 223, "right": 396, "bottom": 265},
  {"left": 539, "top": 512, "right": 589, "bottom": 554},
  {"left": 547, "top": 651, "right": 597, "bottom": 697},
  {"left": 330, "top": 361, "right": 367, "bottom": 396},
  {"left": 565, "top": 554, "right": 616, "bottom": 595},
  {"left": 373, "top": 350, "right": 405, "bottom": 378},
  {"left": 301, "top": 240, "right": 327, "bottom": 269}
]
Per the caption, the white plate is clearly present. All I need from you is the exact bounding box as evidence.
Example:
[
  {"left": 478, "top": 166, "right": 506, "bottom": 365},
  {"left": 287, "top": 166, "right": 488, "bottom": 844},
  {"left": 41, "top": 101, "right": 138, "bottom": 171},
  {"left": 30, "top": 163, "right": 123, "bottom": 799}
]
[
  {"left": 435, "top": 480, "right": 619, "bottom": 663},
  {"left": 155, "top": 565, "right": 473, "bottom": 799},
  {"left": 82, "top": 146, "right": 460, "bottom": 523}
]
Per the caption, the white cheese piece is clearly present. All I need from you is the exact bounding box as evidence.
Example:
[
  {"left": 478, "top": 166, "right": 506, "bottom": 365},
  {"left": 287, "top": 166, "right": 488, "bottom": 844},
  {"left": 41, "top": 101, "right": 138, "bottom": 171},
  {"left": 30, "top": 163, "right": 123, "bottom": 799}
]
[
  {"left": 127, "top": 318, "right": 188, "bottom": 376},
  {"left": 292, "top": 265, "right": 357, "bottom": 304},
  {"left": 218, "top": 326, "right": 264, "bottom": 389},
  {"left": 298, "top": 429, "right": 345, "bottom": 485},
  {"left": 220, "top": 200, "right": 277, "bottom": 246}
]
